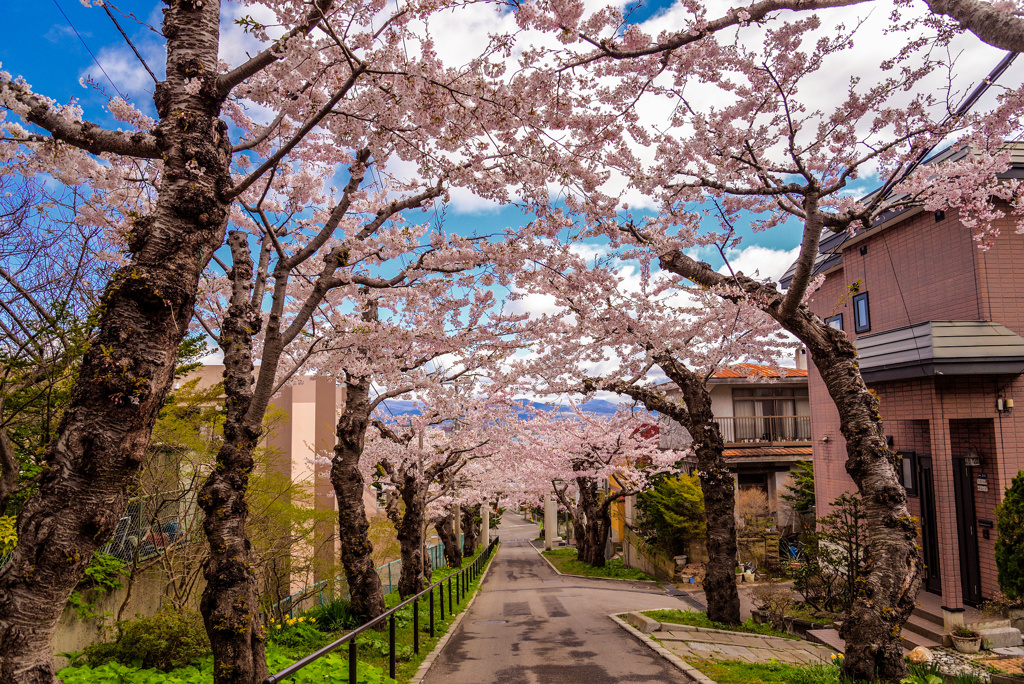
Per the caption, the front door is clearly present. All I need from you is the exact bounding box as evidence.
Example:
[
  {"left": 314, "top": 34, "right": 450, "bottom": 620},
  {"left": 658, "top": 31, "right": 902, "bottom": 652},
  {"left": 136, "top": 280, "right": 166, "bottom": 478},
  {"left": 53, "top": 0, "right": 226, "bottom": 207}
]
[
  {"left": 951, "top": 456, "right": 982, "bottom": 606},
  {"left": 917, "top": 456, "right": 942, "bottom": 594}
]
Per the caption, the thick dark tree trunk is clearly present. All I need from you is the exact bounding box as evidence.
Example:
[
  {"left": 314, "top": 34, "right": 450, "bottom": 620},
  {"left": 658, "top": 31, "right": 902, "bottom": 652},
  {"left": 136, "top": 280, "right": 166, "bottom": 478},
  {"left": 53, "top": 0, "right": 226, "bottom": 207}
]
[
  {"left": 791, "top": 315, "right": 920, "bottom": 683},
  {"left": 599, "top": 361, "right": 742, "bottom": 626},
  {"left": 667, "top": 362, "right": 742, "bottom": 626},
  {"left": 331, "top": 378, "right": 386, "bottom": 621},
  {"left": 461, "top": 505, "right": 480, "bottom": 556},
  {"left": 198, "top": 232, "right": 268, "bottom": 684},
  {"left": 660, "top": 252, "right": 921, "bottom": 681},
  {"left": 567, "top": 478, "right": 614, "bottom": 567},
  {"left": 435, "top": 511, "right": 462, "bottom": 569},
  {"left": 0, "top": 4, "right": 232, "bottom": 680},
  {"left": 388, "top": 476, "right": 427, "bottom": 599}
]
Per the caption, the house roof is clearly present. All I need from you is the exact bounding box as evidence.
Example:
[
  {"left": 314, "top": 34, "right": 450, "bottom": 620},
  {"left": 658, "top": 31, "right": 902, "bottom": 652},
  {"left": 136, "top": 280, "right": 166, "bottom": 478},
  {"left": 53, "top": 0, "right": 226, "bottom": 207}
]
[
  {"left": 722, "top": 446, "right": 812, "bottom": 459},
  {"left": 779, "top": 143, "right": 1024, "bottom": 288},
  {"left": 856, "top": 320, "right": 1024, "bottom": 382},
  {"left": 713, "top": 364, "right": 807, "bottom": 379}
]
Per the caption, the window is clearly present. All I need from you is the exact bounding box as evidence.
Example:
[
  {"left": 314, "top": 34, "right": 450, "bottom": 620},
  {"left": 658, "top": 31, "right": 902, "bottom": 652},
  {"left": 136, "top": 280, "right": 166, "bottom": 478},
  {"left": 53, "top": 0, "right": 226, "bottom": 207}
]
[
  {"left": 731, "top": 387, "right": 811, "bottom": 442},
  {"left": 896, "top": 451, "right": 918, "bottom": 497},
  {"left": 853, "top": 292, "right": 871, "bottom": 333},
  {"left": 826, "top": 314, "right": 843, "bottom": 330}
]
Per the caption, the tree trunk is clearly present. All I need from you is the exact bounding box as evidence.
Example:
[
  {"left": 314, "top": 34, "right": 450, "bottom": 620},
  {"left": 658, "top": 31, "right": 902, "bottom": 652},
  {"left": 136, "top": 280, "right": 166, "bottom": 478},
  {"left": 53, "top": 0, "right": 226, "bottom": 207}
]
[
  {"left": 331, "top": 379, "right": 386, "bottom": 621},
  {"left": 461, "top": 505, "right": 480, "bottom": 556},
  {"left": 435, "top": 511, "right": 462, "bottom": 569},
  {"left": 198, "top": 232, "right": 268, "bottom": 684},
  {"left": 0, "top": 4, "right": 232, "bottom": 680},
  {"left": 659, "top": 252, "right": 921, "bottom": 681},
  {"left": 668, "top": 363, "right": 742, "bottom": 626},
  {"left": 388, "top": 476, "right": 427, "bottom": 599},
  {"left": 572, "top": 478, "right": 612, "bottom": 567},
  {"left": 791, "top": 315, "right": 920, "bottom": 683}
]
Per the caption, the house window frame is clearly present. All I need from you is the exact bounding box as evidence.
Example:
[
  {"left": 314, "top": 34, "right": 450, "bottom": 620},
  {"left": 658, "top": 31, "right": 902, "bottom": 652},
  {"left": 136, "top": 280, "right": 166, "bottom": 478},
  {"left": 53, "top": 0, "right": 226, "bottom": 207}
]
[
  {"left": 897, "top": 450, "right": 918, "bottom": 497},
  {"left": 826, "top": 313, "right": 843, "bottom": 331},
  {"left": 853, "top": 292, "right": 871, "bottom": 333}
]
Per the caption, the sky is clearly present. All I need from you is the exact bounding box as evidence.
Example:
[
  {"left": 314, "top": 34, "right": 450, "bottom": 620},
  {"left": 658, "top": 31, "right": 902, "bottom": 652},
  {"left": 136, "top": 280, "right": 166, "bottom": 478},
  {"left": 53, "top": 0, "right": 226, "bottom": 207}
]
[{"left": 2, "top": 0, "right": 1022, "bottom": 390}]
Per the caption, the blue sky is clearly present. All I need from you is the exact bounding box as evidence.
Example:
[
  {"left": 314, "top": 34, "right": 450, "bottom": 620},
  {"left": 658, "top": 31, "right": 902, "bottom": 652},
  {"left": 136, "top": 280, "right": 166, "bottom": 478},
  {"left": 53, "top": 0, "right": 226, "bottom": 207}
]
[
  {"left": 0, "top": 0, "right": 812, "bottom": 283},
  {"left": 4, "top": 0, "right": 1016, "bottom": 292}
]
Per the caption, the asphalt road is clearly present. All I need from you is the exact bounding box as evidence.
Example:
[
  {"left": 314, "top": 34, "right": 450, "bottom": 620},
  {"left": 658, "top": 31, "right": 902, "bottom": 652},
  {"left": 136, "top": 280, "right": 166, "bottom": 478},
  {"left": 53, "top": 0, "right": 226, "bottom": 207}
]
[{"left": 419, "top": 514, "right": 693, "bottom": 684}]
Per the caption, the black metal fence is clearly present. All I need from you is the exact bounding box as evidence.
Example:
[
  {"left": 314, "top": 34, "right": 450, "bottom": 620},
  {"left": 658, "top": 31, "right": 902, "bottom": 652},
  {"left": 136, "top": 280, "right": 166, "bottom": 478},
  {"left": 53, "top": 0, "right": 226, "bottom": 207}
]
[{"left": 264, "top": 536, "right": 500, "bottom": 684}]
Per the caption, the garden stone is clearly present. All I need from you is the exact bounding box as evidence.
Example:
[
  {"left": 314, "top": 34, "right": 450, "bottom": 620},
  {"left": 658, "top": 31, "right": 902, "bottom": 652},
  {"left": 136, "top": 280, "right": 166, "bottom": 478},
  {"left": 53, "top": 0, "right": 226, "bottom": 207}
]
[{"left": 908, "top": 646, "right": 933, "bottom": 664}]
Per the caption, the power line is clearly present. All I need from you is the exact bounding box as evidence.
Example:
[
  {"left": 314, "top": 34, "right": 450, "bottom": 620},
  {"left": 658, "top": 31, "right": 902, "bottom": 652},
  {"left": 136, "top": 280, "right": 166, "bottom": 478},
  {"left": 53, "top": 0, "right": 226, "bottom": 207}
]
[
  {"left": 51, "top": 0, "right": 126, "bottom": 99},
  {"left": 101, "top": 2, "right": 157, "bottom": 83}
]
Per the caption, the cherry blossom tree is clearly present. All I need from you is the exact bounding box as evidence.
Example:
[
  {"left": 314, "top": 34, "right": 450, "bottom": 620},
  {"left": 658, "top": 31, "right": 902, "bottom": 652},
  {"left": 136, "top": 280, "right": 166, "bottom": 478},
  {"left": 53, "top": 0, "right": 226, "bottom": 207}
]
[
  {"left": 513, "top": 4, "right": 1023, "bottom": 677},
  {"left": 0, "top": 0, "right": 551, "bottom": 677},
  {"left": 368, "top": 395, "right": 518, "bottom": 597},
  {"left": 516, "top": 245, "right": 791, "bottom": 621},
  {"left": 312, "top": 281, "right": 527, "bottom": 620},
  {"left": 517, "top": 404, "right": 674, "bottom": 565}
]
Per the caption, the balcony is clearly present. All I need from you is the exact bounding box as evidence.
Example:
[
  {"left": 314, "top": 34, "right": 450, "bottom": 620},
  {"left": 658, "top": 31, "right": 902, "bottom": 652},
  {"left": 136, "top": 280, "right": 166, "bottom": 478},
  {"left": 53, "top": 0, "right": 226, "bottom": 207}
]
[{"left": 715, "top": 415, "right": 811, "bottom": 444}]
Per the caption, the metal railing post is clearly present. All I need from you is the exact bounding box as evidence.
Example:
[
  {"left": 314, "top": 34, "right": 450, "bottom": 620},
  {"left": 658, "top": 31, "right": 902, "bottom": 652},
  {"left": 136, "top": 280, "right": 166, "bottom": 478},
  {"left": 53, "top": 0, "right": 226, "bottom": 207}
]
[
  {"left": 439, "top": 578, "right": 445, "bottom": 619},
  {"left": 413, "top": 598, "right": 420, "bottom": 654},
  {"left": 389, "top": 614, "right": 396, "bottom": 679},
  {"left": 348, "top": 640, "right": 357, "bottom": 683},
  {"left": 448, "top": 575, "right": 453, "bottom": 610},
  {"left": 429, "top": 587, "right": 435, "bottom": 637}
]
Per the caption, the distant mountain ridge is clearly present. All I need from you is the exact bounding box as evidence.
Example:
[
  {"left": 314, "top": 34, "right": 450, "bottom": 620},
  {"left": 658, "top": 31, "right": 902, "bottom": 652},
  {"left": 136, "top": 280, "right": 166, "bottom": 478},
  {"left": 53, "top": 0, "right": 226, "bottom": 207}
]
[{"left": 374, "top": 398, "right": 624, "bottom": 419}]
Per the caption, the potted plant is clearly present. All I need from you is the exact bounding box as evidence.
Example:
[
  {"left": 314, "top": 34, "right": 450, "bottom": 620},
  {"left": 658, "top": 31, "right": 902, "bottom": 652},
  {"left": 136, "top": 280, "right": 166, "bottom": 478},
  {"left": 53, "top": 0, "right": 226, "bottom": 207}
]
[
  {"left": 950, "top": 626, "right": 983, "bottom": 654},
  {"left": 736, "top": 566, "right": 744, "bottom": 583}
]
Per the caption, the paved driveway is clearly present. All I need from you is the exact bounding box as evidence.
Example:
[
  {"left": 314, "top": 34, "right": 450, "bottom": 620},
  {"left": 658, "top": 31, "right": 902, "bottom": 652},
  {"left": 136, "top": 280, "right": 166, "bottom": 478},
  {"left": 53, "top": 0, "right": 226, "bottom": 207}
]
[{"left": 420, "top": 515, "right": 692, "bottom": 684}]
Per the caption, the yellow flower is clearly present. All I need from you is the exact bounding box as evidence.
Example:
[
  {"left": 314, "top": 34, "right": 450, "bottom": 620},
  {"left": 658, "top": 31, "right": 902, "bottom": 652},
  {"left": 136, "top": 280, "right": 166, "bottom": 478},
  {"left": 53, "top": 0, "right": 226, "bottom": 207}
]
[
  {"left": 310, "top": 618, "right": 316, "bottom": 624},
  {"left": 276, "top": 624, "right": 282, "bottom": 630},
  {"left": 298, "top": 617, "right": 305, "bottom": 622},
  {"left": 287, "top": 619, "right": 295, "bottom": 626}
]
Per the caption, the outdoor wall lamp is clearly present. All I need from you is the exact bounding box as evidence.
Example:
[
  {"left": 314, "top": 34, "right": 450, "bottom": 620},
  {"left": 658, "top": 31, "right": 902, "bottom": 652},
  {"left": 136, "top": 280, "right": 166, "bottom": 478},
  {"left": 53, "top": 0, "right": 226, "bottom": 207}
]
[{"left": 964, "top": 447, "right": 983, "bottom": 468}]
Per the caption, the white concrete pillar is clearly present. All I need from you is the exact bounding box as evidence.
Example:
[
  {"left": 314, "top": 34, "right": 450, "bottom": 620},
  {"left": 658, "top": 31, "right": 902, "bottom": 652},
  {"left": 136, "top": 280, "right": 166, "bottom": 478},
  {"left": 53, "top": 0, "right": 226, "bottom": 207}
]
[
  {"left": 482, "top": 505, "right": 490, "bottom": 547},
  {"left": 544, "top": 494, "right": 557, "bottom": 550}
]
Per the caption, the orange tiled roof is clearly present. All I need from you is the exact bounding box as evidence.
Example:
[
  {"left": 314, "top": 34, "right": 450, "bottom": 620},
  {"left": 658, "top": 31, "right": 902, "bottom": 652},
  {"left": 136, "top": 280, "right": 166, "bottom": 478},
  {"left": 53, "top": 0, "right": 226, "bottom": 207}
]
[
  {"left": 722, "top": 446, "right": 812, "bottom": 458},
  {"left": 713, "top": 364, "right": 807, "bottom": 379}
]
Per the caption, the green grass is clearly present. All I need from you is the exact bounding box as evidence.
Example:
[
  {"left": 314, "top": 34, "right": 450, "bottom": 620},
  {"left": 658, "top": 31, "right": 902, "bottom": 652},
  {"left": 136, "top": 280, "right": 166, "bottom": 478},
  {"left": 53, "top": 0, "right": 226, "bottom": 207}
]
[
  {"left": 58, "top": 545, "right": 499, "bottom": 684},
  {"left": 332, "top": 544, "right": 497, "bottom": 682},
  {"left": 642, "top": 609, "right": 798, "bottom": 640},
  {"left": 684, "top": 659, "right": 866, "bottom": 684},
  {"left": 541, "top": 549, "right": 655, "bottom": 581}
]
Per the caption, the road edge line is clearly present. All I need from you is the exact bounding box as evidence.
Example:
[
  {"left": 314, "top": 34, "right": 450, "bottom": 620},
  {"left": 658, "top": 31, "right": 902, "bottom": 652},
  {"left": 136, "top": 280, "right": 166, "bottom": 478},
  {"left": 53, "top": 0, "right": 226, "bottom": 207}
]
[
  {"left": 407, "top": 544, "right": 500, "bottom": 684},
  {"left": 608, "top": 612, "right": 716, "bottom": 684}
]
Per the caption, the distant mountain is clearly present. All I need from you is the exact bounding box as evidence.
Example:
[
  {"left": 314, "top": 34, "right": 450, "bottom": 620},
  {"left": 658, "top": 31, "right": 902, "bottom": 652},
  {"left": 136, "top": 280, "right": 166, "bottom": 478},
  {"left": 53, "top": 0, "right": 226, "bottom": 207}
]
[{"left": 373, "top": 397, "right": 625, "bottom": 420}]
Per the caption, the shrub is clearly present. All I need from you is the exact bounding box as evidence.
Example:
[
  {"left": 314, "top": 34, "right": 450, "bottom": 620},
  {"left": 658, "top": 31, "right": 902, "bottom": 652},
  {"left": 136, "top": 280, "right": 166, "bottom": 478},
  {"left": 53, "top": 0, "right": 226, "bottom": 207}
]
[
  {"left": 751, "top": 582, "right": 794, "bottom": 631},
  {"left": 794, "top": 492, "right": 866, "bottom": 615},
  {"left": 305, "top": 598, "right": 361, "bottom": 632},
  {"left": 996, "top": 471, "right": 1024, "bottom": 600},
  {"left": 82, "top": 609, "right": 209, "bottom": 671},
  {"left": 636, "top": 473, "right": 705, "bottom": 556}
]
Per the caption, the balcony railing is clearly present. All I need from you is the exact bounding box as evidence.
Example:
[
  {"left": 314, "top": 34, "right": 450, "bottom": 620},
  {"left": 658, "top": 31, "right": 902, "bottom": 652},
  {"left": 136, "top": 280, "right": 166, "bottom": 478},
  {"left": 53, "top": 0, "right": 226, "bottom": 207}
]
[{"left": 715, "top": 415, "right": 811, "bottom": 444}]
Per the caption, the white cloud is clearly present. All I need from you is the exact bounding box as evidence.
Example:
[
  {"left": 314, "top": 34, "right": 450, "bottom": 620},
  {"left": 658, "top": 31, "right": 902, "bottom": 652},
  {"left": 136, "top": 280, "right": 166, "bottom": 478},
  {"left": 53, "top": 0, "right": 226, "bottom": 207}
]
[{"left": 718, "top": 245, "right": 801, "bottom": 284}]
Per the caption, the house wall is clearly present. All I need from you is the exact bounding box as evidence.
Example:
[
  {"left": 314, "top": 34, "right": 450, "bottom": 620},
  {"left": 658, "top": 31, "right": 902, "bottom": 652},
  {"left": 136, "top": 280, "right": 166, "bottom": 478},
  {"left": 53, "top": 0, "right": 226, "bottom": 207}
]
[{"left": 804, "top": 204, "right": 1024, "bottom": 608}]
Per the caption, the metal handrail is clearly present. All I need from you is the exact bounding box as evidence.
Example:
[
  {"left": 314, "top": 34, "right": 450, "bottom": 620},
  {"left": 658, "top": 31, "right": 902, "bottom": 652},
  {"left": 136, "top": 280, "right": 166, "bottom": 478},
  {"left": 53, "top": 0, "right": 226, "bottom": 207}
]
[{"left": 264, "top": 536, "right": 500, "bottom": 684}]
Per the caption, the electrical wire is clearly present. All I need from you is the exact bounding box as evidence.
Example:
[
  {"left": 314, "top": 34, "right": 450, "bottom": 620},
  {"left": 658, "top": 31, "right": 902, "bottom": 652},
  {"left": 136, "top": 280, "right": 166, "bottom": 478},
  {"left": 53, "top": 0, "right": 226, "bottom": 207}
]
[{"left": 51, "top": 0, "right": 126, "bottom": 99}]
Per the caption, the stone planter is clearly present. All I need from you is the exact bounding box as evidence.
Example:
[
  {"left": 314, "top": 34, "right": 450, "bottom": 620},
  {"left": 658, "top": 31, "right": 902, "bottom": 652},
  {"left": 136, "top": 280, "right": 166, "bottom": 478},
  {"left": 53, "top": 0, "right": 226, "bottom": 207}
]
[
  {"left": 951, "top": 634, "right": 982, "bottom": 654},
  {"left": 743, "top": 571, "right": 755, "bottom": 583},
  {"left": 1010, "top": 608, "right": 1024, "bottom": 632}
]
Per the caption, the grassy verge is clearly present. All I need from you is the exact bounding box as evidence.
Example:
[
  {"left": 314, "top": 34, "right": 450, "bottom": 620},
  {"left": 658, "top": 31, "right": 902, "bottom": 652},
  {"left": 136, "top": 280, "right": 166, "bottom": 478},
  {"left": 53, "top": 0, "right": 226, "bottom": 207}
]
[
  {"left": 541, "top": 548, "right": 655, "bottom": 581},
  {"left": 683, "top": 659, "right": 860, "bottom": 684},
  {"left": 348, "top": 544, "right": 495, "bottom": 682},
  {"left": 642, "top": 609, "right": 797, "bottom": 640},
  {"left": 57, "top": 544, "right": 498, "bottom": 684}
]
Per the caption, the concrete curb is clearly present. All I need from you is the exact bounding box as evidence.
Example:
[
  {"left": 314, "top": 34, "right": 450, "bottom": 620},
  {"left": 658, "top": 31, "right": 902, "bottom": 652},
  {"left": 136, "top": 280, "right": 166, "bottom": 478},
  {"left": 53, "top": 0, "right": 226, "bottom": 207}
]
[
  {"left": 531, "top": 545, "right": 663, "bottom": 588},
  {"left": 408, "top": 544, "right": 500, "bottom": 684},
  {"left": 609, "top": 613, "right": 717, "bottom": 684}
]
